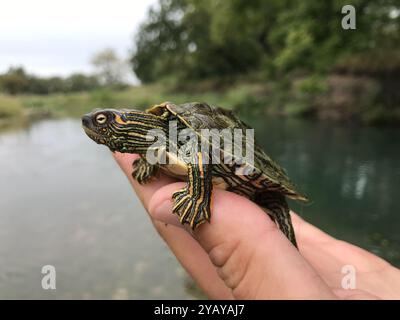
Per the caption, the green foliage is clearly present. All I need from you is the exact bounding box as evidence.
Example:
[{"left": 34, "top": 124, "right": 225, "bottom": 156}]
[
  {"left": 361, "top": 105, "right": 391, "bottom": 125},
  {"left": 131, "top": 0, "right": 400, "bottom": 83},
  {"left": 296, "top": 76, "right": 328, "bottom": 95},
  {"left": 126, "top": 0, "right": 400, "bottom": 125}
]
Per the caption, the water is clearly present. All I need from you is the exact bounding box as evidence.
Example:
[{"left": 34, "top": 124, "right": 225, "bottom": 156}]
[
  {"left": 0, "top": 119, "right": 195, "bottom": 299},
  {"left": 249, "top": 116, "right": 400, "bottom": 265},
  {"left": 0, "top": 117, "right": 399, "bottom": 299}
]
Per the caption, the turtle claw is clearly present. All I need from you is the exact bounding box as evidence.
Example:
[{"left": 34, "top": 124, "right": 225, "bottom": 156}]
[
  {"left": 132, "top": 157, "right": 157, "bottom": 184},
  {"left": 172, "top": 188, "right": 211, "bottom": 229}
]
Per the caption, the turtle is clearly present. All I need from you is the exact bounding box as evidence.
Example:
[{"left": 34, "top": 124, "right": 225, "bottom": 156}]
[{"left": 82, "top": 102, "right": 308, "bottom": 247}]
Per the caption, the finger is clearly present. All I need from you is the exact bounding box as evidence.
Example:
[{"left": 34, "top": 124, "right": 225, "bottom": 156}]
[
  {"left": 290, "top": 212, "right": 397, "bottom": 299},
  {"left": 150, "top": 185, "right": 336, "bottom": 299},
  {"left": 291, "top": 212, "right": 337, "bottom": 245},
  {"left": 148, "top": 181, "right": 188, "bottom": 228},
  {"left": 152, "top": 221, "right": 234, "bottom": 299},
  {"left": 292, "top": 212, "right": 390, "bottom": 269}
]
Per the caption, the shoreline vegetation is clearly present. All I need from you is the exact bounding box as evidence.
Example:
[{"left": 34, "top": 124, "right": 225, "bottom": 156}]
[{"left": 1, "top": 71, "right": 399, "bottom": 129}]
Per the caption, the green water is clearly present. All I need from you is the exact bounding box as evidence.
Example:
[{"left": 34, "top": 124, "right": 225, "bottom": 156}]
[
  {"left": 250, "top": 116, "right": 400, "bottom": 265},
  {"left": 0, "top": 117, "right": 399, "bottom": 299}
]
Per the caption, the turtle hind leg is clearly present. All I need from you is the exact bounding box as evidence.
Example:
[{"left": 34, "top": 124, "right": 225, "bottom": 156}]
[
  {"left": 256, "top": 192, "right": 298, "bottom": 248},
  {"left": 132, "top": 157, "right": 158, "bottom": 184},
  {"left": 172, "top": 152, "right": 213, "bottom": 230}
]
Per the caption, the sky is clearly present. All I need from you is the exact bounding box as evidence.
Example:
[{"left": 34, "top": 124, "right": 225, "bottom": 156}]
[{"left": 0, "top": 0, "right": 158, "bottom": 83}]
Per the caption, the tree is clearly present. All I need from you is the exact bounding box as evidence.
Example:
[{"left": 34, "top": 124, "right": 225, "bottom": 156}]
[
  {"left": 91, "top": 48, "right": 127, "bottom": 86},
  {"left": 130, "top": 0, "right": 400, "bottom": 83},
  {"left": 0, "top": 67, "right": 29, "bottom": 95},
  {"left": 65, "top": 74, "right": 101, "bottom": 92}
]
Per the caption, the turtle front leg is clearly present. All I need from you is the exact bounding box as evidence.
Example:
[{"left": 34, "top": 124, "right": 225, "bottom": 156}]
[
  {"left": 132, "top": 157, "right": 158, "bottom": 184},
  {"left": 172, "top": 152, "right": 213, "bottom": 229}
]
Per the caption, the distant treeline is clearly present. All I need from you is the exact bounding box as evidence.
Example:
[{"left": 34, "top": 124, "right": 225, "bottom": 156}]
[
  {"left": 0, "top": 67, "right": 103, "bottom": 95},
  {"left": 0, "top": 48, "right": 129, "bottom": 95},
  {"left": 131, "top": 0, "right": 400, "bottom": 83}
]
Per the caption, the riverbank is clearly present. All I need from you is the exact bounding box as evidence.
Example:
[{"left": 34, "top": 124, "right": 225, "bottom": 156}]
[
  {"left": 0, "top": 83, "right": 261, "bottom": 129},
  {"left": 1, "top": 75, "right": 399, "bottom": 128},
  {"left": 0, "top": 84, "right": 239, "bottom": 122}
]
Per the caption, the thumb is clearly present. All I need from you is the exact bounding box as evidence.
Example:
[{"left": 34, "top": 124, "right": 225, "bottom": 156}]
[{"left": 149, "top": 184, "right": 336, "bottom": 299}]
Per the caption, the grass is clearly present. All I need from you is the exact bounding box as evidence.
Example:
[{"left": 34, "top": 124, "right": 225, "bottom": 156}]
[
  {"left": 0, "top": 95, "right": 24, "bottom": 118},
  {"left": 0, "top": 95, "right": 26, "bottom": 129}
]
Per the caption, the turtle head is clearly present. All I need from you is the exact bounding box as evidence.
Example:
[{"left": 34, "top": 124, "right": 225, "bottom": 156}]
[{"left": 82, "top": 108, "right": 167, "bottom": 153}]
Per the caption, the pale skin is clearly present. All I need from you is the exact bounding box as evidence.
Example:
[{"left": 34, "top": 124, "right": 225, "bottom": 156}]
[{"left": 114, "top": 152, "right": 400, "bottom": 300}]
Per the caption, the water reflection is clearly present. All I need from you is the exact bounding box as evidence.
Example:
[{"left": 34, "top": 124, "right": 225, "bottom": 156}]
[{"left": 0, "top": 117, "right": 399, "bottom": 299}]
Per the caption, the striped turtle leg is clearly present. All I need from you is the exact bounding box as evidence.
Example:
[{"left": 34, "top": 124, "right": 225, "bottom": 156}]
[
  {"left": 172, "top": 152, "right": 213, "bottom": 230},
  {"left": 256, "top": 192, "right": 298, "bottom": 248},
  {"left": 132, "top": 157, "right": 158, "bottom": 184}
]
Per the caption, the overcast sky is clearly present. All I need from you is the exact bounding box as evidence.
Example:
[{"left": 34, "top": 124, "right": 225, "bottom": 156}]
[{"left": 0, "top": 0, "right": 158, "bottom": 82}]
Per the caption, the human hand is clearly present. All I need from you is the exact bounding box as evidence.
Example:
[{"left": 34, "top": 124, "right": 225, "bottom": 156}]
[{"left": 114, "top": 153, "right": 400, "bottom": 300}]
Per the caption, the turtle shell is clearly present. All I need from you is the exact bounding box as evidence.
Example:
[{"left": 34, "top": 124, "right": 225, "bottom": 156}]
[{"left": 147, "top": 102, "right": 308, "bottom": 202}]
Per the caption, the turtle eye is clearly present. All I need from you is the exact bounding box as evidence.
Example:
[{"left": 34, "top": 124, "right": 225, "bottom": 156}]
[{"left": 96, "top": 113, "right": 107, "bottom": 124}]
